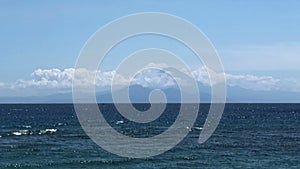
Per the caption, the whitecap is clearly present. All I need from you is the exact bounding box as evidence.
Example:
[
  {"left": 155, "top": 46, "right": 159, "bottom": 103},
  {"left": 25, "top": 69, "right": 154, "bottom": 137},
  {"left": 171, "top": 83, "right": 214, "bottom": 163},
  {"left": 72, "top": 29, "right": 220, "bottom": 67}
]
[
  {"left": 38, "top": 131, "right": 45, "bottom": 135},
  {"left": 45, "top": 129, "right": 57, "bottom": 133},
  {"left": 39, "top": 128, "right": 58, "bottom": 135},
  {"left": 193, "top": 127, "right": 203, "bottom": 131},
  {"left": 116, "top": 120, "right": 124, "bottom": 125},
  {"left": 12, "top": 132, "right": 22, "bottom": 136},
  {"left": 12, "top": 130, "right": 30, "bottom": 136}
]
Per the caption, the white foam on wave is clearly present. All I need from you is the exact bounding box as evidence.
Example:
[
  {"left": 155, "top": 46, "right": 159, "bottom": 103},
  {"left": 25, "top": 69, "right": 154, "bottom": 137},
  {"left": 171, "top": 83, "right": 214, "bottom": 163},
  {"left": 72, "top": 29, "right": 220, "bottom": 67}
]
[
  {"left": 12, "top": 130, "right": 30, "bottom": 136},
  {"left": 11, "top": 128, "right": 58, "bottom": 136},
  {"left": 193, "top": 127, "right": 203, "bottom": 130},
  {"left": 45, "top": 128, "right": 58, "bottom": 132},
  {"left": 57, "top": 122, "right": 64, "bottom": 126},
  {"left": 116, "top": 120, "right": 124, "bottom": 125},
  {"left": 38, "top": 128, "right": 58, "bottom": 135},
  {"left": 12, "top": 131, "right": 22, "bottom": 136}
]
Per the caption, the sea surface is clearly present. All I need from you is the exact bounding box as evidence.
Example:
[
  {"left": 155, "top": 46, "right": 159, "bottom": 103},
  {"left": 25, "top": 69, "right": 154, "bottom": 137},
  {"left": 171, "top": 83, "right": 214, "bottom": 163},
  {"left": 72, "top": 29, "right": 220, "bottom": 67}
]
[{"left": 0, "top": 104, "right": 299, "bottom": 169}]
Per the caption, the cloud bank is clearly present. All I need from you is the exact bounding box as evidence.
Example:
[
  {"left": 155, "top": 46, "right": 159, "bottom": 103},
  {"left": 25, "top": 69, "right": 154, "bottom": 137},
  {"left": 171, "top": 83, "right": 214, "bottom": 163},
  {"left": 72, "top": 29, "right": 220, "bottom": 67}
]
[{"left": 1, "top": 66, "right": 300, "bottom": 96}]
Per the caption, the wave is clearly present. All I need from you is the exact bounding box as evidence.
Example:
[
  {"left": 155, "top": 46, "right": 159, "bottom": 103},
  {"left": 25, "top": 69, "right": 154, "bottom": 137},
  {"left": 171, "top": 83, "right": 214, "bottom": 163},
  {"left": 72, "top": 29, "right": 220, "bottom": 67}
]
[
  {"left": 12, "top": 130, "right": 32, "bottom": 136},
  {"left": 193, "top": 126, "right": 203, "bottom": 131},
  {"left": 38, "top": 128, "right": 58, "bottom": 135},
  {"left": 5, "top": 128, "right": 58, "bottom": 137},
  {"left": 115, "top": 120, "right": 124, "bottom": 124}
]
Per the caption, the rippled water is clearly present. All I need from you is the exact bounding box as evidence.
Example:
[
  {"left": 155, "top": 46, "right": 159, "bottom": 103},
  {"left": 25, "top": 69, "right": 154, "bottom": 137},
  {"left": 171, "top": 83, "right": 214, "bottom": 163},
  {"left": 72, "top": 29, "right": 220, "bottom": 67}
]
[{"left": 0, "top": 104, "right": 299, "bottom": 168}]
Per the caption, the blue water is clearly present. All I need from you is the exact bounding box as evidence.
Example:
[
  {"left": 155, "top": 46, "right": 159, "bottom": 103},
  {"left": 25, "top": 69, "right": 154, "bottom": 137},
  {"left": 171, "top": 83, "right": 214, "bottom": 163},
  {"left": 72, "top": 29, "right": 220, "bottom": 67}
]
[{"left": 0, "top": 104, "right": 299, "bottom": 168}]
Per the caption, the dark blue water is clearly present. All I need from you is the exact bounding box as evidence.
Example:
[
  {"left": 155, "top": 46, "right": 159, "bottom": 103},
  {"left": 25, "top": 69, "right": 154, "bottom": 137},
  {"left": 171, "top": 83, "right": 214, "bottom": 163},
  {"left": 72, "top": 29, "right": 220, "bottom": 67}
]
[{"left": 0, "top": 104, "right": 299, "bottom": 168}]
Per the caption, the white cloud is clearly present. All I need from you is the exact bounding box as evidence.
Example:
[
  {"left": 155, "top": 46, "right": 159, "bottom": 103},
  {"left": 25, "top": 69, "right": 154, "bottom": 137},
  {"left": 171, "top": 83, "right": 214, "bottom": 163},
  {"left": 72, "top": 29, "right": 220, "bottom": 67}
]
[
  {"left": 4, "top": 67, "right": 177, "bottom": 93},
  {"left": 191, "top": 67, "right": 280, "bottom": 91},
  {"left": 132, "top": 69, "right": 176, "bottom": 88},
  {"left": 72, "top": 68, "right": 119, "bottom": 88},
  {"left": 11, "top": 68, "right": 122, "bottom": 90},
  {"left": 192, "top": 67, "right": 211, "bottom": 85},
  {"left": 1, "top": 66, "right": 300, "bottom": 97},
  {"left": 13, "top": 68, "right": 74, "bottom": 89},
  {"left": 192, "top": 66, "right": 226, "bottom": 86},
  {"left": 226, "top": 74, "right": 280, "bottom": 91},
  {"left": 9, "top": 68, "right": 70, "bottom": 89}
]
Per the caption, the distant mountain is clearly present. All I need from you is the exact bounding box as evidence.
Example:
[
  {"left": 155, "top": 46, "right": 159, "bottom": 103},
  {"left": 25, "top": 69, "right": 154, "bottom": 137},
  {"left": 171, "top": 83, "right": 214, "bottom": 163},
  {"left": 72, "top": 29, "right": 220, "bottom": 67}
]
[
  {"left": 96, "top": 85, "right": 211, "bottom": 103},
  {"left": 0, "top": 84, "right": 300, "bottom": 103}
]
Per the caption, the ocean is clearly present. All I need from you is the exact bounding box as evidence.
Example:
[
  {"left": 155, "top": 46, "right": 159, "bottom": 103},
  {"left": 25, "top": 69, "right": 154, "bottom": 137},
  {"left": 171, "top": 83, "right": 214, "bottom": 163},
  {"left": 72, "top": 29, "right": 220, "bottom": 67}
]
[{"left": 0, "top": 104, "right": 299, "bottom": 169}]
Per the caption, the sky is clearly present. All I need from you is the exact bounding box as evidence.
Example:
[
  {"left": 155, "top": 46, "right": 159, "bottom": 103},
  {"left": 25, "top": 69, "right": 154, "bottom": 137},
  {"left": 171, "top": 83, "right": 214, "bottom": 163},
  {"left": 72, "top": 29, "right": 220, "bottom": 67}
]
[{"left": 0, "top": 1, "right": 300, "bottom": 98}]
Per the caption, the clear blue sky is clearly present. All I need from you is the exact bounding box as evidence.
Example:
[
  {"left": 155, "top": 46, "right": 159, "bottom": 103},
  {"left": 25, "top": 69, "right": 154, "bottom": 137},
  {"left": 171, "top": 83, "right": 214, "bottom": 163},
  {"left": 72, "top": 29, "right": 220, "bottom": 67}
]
[{"left": 0, "top": 1, "right": 300, "bottom": 97}]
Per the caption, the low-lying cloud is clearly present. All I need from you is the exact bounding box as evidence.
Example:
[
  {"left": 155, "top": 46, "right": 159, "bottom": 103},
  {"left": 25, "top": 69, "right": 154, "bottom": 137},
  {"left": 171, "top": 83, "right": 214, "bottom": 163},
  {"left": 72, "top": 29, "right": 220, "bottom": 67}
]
[{"left": 1, "top": 66, "right": 300, "bottom": 97}]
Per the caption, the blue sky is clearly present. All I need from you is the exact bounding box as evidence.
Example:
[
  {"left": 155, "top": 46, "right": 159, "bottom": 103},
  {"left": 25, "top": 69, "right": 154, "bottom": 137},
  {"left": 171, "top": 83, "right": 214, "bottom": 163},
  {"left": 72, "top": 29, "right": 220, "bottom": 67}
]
[{"left": 0, "top": 1, "right": 300, "bottom": 97}]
